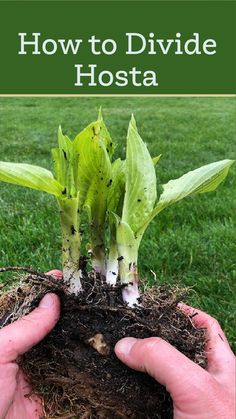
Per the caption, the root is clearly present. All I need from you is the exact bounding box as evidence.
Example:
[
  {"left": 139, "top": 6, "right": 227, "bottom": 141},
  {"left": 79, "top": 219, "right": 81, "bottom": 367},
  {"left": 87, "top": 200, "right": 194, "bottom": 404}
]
[
  {"left": 0, "top": 266, "right": 45, "bottom": 275},
  {"left": 0, "top": 271, "right": 65, "bottom": 326},
  {"left": 0, "top": 271, "right": 207, "bottom": 419}
]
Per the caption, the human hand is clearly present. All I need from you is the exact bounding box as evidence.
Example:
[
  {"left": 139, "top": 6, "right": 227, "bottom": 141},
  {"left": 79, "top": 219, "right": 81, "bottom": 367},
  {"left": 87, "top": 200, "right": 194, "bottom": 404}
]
[
  {"left": 115, "top": 304, "right": 235, "bottom": 419},
  {"left": 0, "top": 270, "right": 62, "bottom": 419}
]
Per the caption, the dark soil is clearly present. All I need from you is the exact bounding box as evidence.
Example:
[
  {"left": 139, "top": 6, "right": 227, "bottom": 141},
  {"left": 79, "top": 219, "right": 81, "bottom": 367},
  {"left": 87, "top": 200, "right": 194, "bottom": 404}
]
[{"left": 0, "top": 268, "right": 206, "bottom": 419}]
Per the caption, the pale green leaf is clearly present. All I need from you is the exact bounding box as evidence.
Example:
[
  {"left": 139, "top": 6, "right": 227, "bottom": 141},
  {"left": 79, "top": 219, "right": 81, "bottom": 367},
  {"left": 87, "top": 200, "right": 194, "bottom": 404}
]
[
  {"left": 74, "top": 121, "right": 111, "bottom": 206},
  {"left": 138, "top": 159, "right": 234, "bottom": 235},
  {"left": 58, "top": 125, "right": 72, "bottom": 151},
  {"left": 74, "top": 120, "right": 112, "bottom": 224},
  {"left": 52, "top": 127, "right": 77, "bottom": 198},
  {"left": 116, "top": 219, "right": 140, "bottom": 258},
  {"left": 157, "top": 159, "right": 234, "bottom": 209},
  {"left": 74, "top": 119, "right": 112, "bottom": 263},
  {"left": 98, "top": 106, "right": 103, "bottom": 122},
  {"left": 0, "top": 162, "right": 63, "bottom": 197},
  {"left": 116, "top": 219, "right": 141, "bottom": 283},
  {"left": 97, "top": 108, "right": 115, "bottom": 158},
  {"left": 153, "top": 154, "right": 162, "bottom": 166},
  {"left": 122, "top": 115, "right": 157, "bottom": 233},
  {"left": 107, "top": 158, "right": 126, "bottom": 215}
]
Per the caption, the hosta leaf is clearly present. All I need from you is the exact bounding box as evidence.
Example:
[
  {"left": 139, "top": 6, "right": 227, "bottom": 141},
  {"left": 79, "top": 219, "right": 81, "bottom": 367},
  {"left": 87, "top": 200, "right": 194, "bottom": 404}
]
[
  {"left": 153, "top": 154, "right": 162, "bottom": 166},
  {"left": 98, "top": 108, "right": 115, "bottom": 158},
  {"left": 156, "top": 159, "right": 234, "bottom": 209},
  {"left": 74, "top": 120, "right": 112, "bottom": 223},
  {"left": 116, "top": 219, "right": 137, "bottom": 248},
  {"left": 122, "top": 115, "right": 157, "bottom": 233},
  {"left": 107, "top": 158, "right": 126, "bottom": 215},
  {"left": 116, "top": 219, "right": 140, "bottom": 261},
  {"left": 52, "top": 127, "right": 78, "bottom": 198},
  {"left": 138, "top": 159, "right": 234, "bottom": 235},
  {"left": 0, "top": 162, "right": 63, "bottom": 197}
]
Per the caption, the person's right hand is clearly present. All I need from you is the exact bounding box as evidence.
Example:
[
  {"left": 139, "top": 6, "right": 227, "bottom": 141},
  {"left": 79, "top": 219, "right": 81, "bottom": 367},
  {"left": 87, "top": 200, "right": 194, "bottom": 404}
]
[{"left": 115, "top": 304, "right": 235, "bottom": 419}]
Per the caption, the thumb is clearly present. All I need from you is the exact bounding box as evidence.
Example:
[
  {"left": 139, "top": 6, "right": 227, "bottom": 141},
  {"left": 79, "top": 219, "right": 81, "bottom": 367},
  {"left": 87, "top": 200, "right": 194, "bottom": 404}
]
[
  {"left": 115, "top": 337, "right": 209, "bottom": 400},
  {"left": 0, "top": 293, "right": 60, "bottom": 363}
]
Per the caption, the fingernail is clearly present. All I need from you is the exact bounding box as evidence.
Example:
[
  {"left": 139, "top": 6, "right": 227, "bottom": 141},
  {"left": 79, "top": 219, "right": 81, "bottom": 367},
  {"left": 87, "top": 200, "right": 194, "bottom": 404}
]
[
  {"left": 116, "top": 337, "right": 138, "bottom": 356},
  {"left": 39, "top": 293, "right": 54, "bottom": 309},
  {"left": 46, "top": 269, "right": 63, "bottom": 279}
]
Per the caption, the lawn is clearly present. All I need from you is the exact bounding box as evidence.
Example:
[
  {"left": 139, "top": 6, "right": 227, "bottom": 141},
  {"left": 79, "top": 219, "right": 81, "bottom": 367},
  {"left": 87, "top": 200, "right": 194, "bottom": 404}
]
[{"left": 0, "top": 97, "right": 235, "bottom": 350}]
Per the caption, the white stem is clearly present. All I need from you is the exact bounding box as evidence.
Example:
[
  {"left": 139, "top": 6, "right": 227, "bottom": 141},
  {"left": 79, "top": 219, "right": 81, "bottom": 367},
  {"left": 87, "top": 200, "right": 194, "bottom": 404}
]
[
  {"left": 119, "top": 256, "right": 141, "bottom": 307},
  {"left": 106, "top": 241, "right": 119, "bottom": 285},
  {"left": 106, "top": 258, "right": 119, "bottom": 285},
  {"left": 63, "top": 267, "right": 83, "bottom": 295},
  {"left": 92, "top": 254, "right": 106, "bottom": 276},
  {"left": 90, "top": 222, "right": 106, "bottom": 276},
  {"left": 122, "top": 281, "right": 141, "bottom": 307},
  {"left": 59, "top": 198, "right": 83, "bottom": 294}
]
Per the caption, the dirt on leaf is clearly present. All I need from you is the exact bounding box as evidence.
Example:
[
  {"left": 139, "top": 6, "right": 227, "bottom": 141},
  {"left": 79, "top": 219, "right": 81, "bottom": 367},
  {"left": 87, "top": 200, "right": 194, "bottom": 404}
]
[{"left": 0, "top": 267, "right": 206, "bottom": 419}]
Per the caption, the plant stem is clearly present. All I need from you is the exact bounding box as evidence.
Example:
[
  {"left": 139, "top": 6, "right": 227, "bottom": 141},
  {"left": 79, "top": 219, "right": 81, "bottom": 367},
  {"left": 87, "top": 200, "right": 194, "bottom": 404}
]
[
  {"left": 58, "top": 198, "right": 82, "bottom": 294},
  {"left": 106, "top": 240, "right": 119, "bottom": 285},
  {"left": 90, "top": 223, "right": 106, "bottom": 276},
  {"left": 117, "top": 243, "right": 141, "bottom": 307},
  {"left": 122, "top": 277, "right": 140, "bottom": 307}
]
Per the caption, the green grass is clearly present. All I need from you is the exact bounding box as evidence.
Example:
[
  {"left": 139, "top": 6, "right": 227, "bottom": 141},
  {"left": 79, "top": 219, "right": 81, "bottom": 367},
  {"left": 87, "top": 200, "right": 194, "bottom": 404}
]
[{"left": 0, "top": 97, "right": 235, "bottom": 350}]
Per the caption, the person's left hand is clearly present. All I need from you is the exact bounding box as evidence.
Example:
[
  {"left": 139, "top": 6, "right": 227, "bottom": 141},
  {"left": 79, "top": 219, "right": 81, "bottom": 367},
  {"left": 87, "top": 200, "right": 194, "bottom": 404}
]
[{"left": 0, "top": 270, "right": 62, "bottom": 419}]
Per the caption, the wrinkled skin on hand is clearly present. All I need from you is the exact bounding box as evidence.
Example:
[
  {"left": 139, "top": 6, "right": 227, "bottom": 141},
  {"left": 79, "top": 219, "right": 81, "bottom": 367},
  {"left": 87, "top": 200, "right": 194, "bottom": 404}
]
[
  {"left": 115, "top": 304, "right": 236, "bottom": 419},
  {"left": 0, "top": 270, "right": 61, "bottom": 419}
]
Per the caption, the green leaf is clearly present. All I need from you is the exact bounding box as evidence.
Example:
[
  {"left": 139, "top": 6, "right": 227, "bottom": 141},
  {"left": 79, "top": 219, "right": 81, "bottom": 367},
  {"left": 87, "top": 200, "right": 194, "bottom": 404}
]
[
  {"left": 52, "top": 127, "right": 78, "bottom": 198},
  {"left": 74, "top": 120, "right": 112, "bottom": 213},
  {"left": 97, "top": 108, "right": 115, "bottom": 158},
  {"left": 153, "top": 154, "right": 162, "bottom": 166},
  {"left": 122, "top": 115, "right": 157, "bottom": 233},
  {"left": 58, "top": 125, "right": 72, "bottom": 147},
  {"left": 138, "top": 159, "right": 234, "bottom": 234},
  {"left": 107, "top": 158, "right": 126, "bottom": 215},
  {"left": 157, "top": 159, "right": 234, "bottom": 208},
  {"left": 116, "top": 219, "right": 137, "bottom": 250},
  {"left": 116, "top": 219, "right": 140, "bottom": 284},
  {"left": 0, "top": 162, "right": 63, "bottom": 197},
  {"left": 74, "top": 119, "right": 112, "bottom": 271}
]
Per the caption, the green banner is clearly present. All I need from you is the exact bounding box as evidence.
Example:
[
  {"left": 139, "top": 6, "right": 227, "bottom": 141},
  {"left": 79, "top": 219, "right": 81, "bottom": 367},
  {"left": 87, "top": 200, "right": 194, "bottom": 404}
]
[{"left": 0, "top": 1, "right": 235, "bottom": 94}]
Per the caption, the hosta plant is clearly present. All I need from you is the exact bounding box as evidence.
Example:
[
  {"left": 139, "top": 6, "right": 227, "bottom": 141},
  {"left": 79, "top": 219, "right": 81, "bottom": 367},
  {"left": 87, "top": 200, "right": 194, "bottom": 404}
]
[
  {"left": 0, "top": 112, "right": 233, "bottom": 304},
  {"left": 0, "top": 111, "right": 234, "bottom": 418}
]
